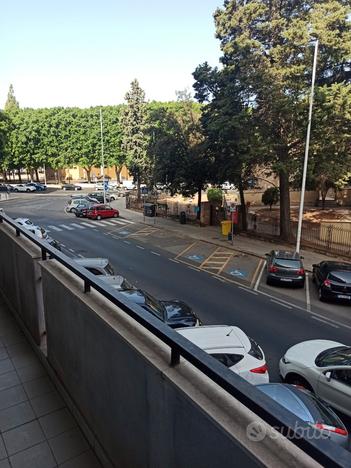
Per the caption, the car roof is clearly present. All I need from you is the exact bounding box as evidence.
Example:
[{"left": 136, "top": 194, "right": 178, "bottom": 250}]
[
  {"left": 272, "top": 250, "right": 301, "bottom": 260},
  {"left": 322, "top": 261, "right": 351, "bottom": 271},
  {"left": 15, "top": 218, "right": 32, "bottom": 224},
  {"left": 99, "top": 275, "right": 125, "bottom": 287},
  {"left": 177, "top": 325, "right": 250, "bottom": 352},
  {"left": 74, "top": 257, "right": 109, "bottom": 268}
]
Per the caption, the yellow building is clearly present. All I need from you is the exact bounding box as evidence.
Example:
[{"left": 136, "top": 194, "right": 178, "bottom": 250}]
[{"left": 63, "top": 165, "right": 131, "bottom": 182}]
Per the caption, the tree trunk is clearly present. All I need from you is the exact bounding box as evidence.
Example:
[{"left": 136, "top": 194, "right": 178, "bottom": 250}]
[
  {"left": 114, "top": 165, "right": 122, "bottom": 184},
  {"left": 279, "top": 169, "right": 291, "bottom": 240},
  {"left": 2, "top": 172, "right": 7, "bottom": 182},
  {"left": 238, "top": 177, "right": 247, "bottom": 231},
  {"left": 35, "top": 168, "right": 39, "bottom": 182},
  {"left": 137, "top": 173, "right": 141, "bottom": 201},
  {"left": 321, "top": 192, "right": 326, "bottom": 210},
  {"left": 17, "top": 169, "right": 22, "bottom": 183},
  {"left": 84, "top": 167, "right": 92, "bottom": 183},
  {"left": 197, "top": 186, "right": 202, "bottom": 221}
]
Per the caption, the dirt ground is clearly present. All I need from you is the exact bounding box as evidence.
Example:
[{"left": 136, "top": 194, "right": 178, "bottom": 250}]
[{"left": 253, "top": 207, "right": 351, "bottom": 223}]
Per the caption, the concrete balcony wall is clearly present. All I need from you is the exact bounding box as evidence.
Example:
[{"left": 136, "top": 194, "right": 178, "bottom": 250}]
[
  {"left": 40, "top": 260, "right": 319, "bottom": 468},
  {"left": 0, "top": 223, "right": 45, "bottom": 345}
]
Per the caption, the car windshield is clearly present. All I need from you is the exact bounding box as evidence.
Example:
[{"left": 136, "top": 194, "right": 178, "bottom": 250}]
[
  {"left": 144, "top": 295, "right": 164, "bottom": 319},
  {"left": 315, "top": 346, "right": 351, "bottom": 367},
  {"left": 274, "top": 259, "right": 301, "bottom": 269},
  {"left": 328, "top": 271, "right": 351, "bottom": 284},
  {"left": 120, "top": 278, "right": 133, "bottom": 290}
]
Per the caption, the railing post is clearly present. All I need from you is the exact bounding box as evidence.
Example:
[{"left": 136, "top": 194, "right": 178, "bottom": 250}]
[
  {"left": 16, "top": 229, "right": 20, "bottom": 237},
  {"left": 41, "top": 249, "right": 47, "bottom": 260},
  {"left": 170, "top": 348, "right": 180, "bottom": 367},
  {"left": 84, "top": 280, "right": 91, "bottom": 293}
]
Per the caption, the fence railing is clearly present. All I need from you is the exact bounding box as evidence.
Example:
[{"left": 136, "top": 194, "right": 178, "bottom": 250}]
[
  {"left": 247, "top": 213, "right": 351, "bottom": 257},
  {"left": 0, "top": 211, "right": 349, "bottom": 467}
]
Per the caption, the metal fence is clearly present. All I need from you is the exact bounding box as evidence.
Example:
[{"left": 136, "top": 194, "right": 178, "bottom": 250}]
[{"left": 247, "top": 213, "right": 351, "bottom": 257}]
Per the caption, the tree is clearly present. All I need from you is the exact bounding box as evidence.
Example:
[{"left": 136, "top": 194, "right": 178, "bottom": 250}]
[
  {"left": 207, "top": 188, "right": 223, "bottom": 205},
  {"left": 262, "top": 187, "right": 280, "bottom": 210},
  {"left": 4, "top": 85, "right": 20, "bottom": 113},
  {"left": 121, "top": 80, "right": 150, "bottom": 199},
  {"left": 213, "top": 0, "right": 351, "bottom": 239},
  {"left": 103, "top": 106, "right": 125, "bottom": 184}
]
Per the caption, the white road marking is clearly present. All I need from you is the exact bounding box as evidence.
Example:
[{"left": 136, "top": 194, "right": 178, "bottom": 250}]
[
  {"left": 151, "top": 251, "right": 160, "bottom": 256},
  {"left": 123, "top": 240, "right": 131, "bottom": 244},
  {"left": 136, "top": 245, "right": 144, "bottom": 250},
  {"left": 187, "top": 266, "right": 199, "bottom": 272},
  {"left": 80, "top": 222, "right": 97, "bottom": 228},
  {"left": 305, "top": 272, "right": 311, "bottom": 312},
  {"left": 60, "top": 244, "right": 66, "bottom": 247},
  {"left": 169, "top": 258, "right": 179, "bottom": 264},
  {"left": 311, "top": 315, "right": 339, "bottom": 328},
  {"left": 77, "top": 254, "right": 85, "bottom": 258},
  {"left": 59, "top": 224, "right": 74, "bottom": 231},
  {"left": 68, "top": 248, "right": 75, "bottom": 253},
  {"left": 238, "top": 286, "right": 258, "bottom": 295},
  {"left": 110, "top": 219, "right": 126, "bottom": 225},
  {"left": 270, "top": 299, "right": 292, "bottom": 310},
  {"left": 119, "top": 218, "right": 134, "bottom": 224},
  {"left": 70, "top": 223, "right": 85, "bottom": 229},
  {"left": 254, "top": 260, "right": 266, "bottom": 291},
  {"left": 213, "top": 276, "right": 225, "bottom": 282},
  {"left": 48, "top": 225, "right": 63, "bottom": 232}
]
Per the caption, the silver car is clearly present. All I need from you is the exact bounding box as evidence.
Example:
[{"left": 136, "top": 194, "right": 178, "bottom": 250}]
[{"left": 257, "top": 383, "right": 349, "bottom": 447}]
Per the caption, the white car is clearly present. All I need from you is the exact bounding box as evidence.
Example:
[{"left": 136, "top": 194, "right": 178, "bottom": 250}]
[
  {"left": 98, "top": 275, "right": 134, "bottom": 291},
  {"left": 279, "top": 340, "right": 351, "bottom": 417},
  {"left": 74, "top": 258, "right": 115, "bottom": 276},
  {"left": 177, "top": 325, "right": 269, "bottom": 385},
  {"left": 12, "top": 184, "right": 36, "bottom": 192},
  {"left": 14, "top": 218, "right": 48, "bottom": 239}
]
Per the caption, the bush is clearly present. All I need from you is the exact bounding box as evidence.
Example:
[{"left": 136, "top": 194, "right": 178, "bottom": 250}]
[
  {"left": 207, "top": 188, "right": 223, "bottom": 204},
  {"left": 262, "top": 187, "right": 279, "bottom": 210}
]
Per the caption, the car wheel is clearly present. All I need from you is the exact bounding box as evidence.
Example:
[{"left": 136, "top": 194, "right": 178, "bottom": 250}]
[
  {"left": 110, "top": 196, "right": 115, "bottom": 201},
  {"left": 26, "top": 189, "right": 30, "bottom": 192},
  {"left": 318, "top": 287, "right": 325, "bottom": 302},
  {"left": 285, "top": 374, "right": 313, "bottom": 391},
  {"left": 14, "top": 189, "right": 18, "bottom": 192},
  {"left": 97, "top": 215, "right": 102, "bottom": 220},
  {"left": 113, "top": 213, "right": 118, "bottom": 218},
  {"left": 71, "top": 208, "right": 77, "bottom": 214}
]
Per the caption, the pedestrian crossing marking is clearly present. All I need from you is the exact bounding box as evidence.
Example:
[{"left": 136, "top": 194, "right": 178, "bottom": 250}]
[
  {"left": 70, "top": 223, "right": 86, "bottom": 229},
  {"left": 48, "top": 225, "right": 63, "bottom": 232},
  {"left": 80, "top": 222, "right": 98, "bottom": 228},
  {"left": 59, "top": 224, "right": 74, "bottom": 231}
]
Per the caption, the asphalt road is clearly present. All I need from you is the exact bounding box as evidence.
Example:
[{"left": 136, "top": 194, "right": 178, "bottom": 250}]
[{"left": 2, "top": 193, "right": 351, "bottom": 385}]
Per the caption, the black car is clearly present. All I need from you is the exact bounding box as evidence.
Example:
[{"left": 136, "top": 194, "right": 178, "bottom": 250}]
[
  {"left": 62, "top": 184, "right": 82, "bottom": 191},
  {"left": 87, "top": 192, "right": 116, "bottom": 203},
  {"left": 312, "top": 261, "right": 351, "bottom": 302},
  {"left": 266, "top": 250, "right": 305, "bottom": 287},
  {"left": 118, "top": 289, "right": 200, "bottom": 328}
]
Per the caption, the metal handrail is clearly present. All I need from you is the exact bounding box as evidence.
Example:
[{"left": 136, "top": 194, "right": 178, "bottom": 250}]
[{"left": 0, "top": 211, "right": 350, "bottom": 467}]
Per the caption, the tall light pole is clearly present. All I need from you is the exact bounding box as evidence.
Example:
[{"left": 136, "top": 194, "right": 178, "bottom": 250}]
[
  {"left": 100, "top": 109, "right": 106, "bottom": 205},
  {"left": 296, "top": 39, "right": 319, "bottom": 254}
]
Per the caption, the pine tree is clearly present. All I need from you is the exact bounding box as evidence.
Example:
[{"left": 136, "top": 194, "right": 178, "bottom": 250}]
[
  {"left": 120, "top": 79, "right": 150, "bottom": 200},
  {"left": 4, "top": 84, "right": 20, "bottom": 112}
]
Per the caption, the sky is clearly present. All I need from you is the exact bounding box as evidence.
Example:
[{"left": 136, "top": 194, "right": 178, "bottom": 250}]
[{"left": 1, "top": 0, "right": 223, "bottom": 109}]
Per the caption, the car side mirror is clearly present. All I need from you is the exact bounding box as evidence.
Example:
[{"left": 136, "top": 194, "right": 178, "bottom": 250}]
[{"left": 324, "top": 371, "right": 332, "bottom": 382}]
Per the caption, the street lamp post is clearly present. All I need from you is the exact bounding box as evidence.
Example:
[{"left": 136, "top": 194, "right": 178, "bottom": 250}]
[
  {"left": 100, "top": 109, "right": 106, "bottom": 205},
  {"left": 295, "top": 39, "right": 319, "bottom": 254}
]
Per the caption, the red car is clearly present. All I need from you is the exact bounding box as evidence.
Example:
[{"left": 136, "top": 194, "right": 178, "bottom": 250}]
[{"left": 86, "top": 204, "right": 119, "bottom": 220}]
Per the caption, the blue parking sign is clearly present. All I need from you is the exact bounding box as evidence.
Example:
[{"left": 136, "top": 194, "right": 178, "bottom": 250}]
[{"left": 104, "top": 181, "right": 109, "bottom": 190}]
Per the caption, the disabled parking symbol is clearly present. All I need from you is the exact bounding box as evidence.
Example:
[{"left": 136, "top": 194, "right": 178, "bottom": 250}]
[
  {"left": 230, "top": 269, "right": 248, "bottom": 278},
  {"left": 186, "top": 254, "right": 204, "bottom": 262}
]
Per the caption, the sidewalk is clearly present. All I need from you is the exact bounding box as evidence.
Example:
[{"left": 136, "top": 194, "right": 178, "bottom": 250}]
[
  {"left": 118, "top": 202, "right": 345, "bottom": 271},
  {"left": 0, "top": 296, "right": 101, "bottom": 468}
]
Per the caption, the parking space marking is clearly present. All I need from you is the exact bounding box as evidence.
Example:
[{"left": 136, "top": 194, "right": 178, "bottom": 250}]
[
  {"left": 305, "top": 272, "right": 311, "bottom": 312},
  {"left": 311, "top": 315, "right": 339, "bottom": 328},
  {"left": 175, "top": 242, "right": 197, "bottom": 259},
  {"left": 151, "top": 251, "right": 160, "bottom": 256},
  {"left": 238, "top": 286, "right": 258, "bottom": 295},
  {"left": 270, "top": 299, "right": 292, "bottom": 309},
  {"left": 136, "top": 245, "right": 144, "bottom": 250},
  {"left": 127, "top": 226, "right": 159, "bottom": 238},
  {"left": 169, "top": 258, "right": 180, "bottom": 264},
  {"left": 254, "top": 260, "right": 266, "bottom": 291},
  {"left": 200, "top": 248, "right": 233, "bottom": 274},
  {"left": 123, "top": 240, "right": 131, "bottom": 244}
]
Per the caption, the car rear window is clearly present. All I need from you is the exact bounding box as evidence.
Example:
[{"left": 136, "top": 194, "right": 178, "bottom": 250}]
[
  {"left": 296, "top": 389, "right": 345, "bottom": 428},
  {"left": 315, "top": 346, "right": 351, "bottom": 367},
  {"left": 211, "top": 353, "right": 244, "bottom": 368},
  {"left": 328, "top": 271, "right": 351, "bottom": 283},
  {"left": 274, "top": 259, "right": 301, "bottom": 269}
]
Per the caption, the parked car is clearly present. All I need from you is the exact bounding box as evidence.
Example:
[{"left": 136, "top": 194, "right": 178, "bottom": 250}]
[
  {"left": 74, "top": 258, "right": 115, "bottom": 276},
  {"left": 280, "top": 340, "right": 351, "bottom": 417},
  {"left": 26, "top": 182, "right": 46, "bottom": 191},
  {"left": 14, "top": 217, "right": 34, "bottom": 228},
  {"left": 177, "top": 325, "right": 268, "bottom": 384},
  {"left": 98, "top": 275, "right": 134, "bottom": 291},
  {"left": 15, "top": 218, "right": 48, "bottom": 238},
  {"left": 312, "top": 261, "right": 351, "bottom": 302},
  {"left": 257, "top": 383, "right": 348, "bottom": 447},
  {"left": 61, "top": 183, "right": 82, "bottom": 191},
  {"left": 266, "top": 250, "right": 305, "bottom": 287},
  {"left": 74, "top": 202, "right": 99, "bottom": 218},
  {"left": 65, "top": 198, "right": 95, "bottom": 213},
  {"left": 87, "top": 192, "right": 116, "bottom": 203},
  {"left": 118, "top": 289, "right": 200, "bottom": 328},
  {"left": 86, "top": 204, "right": 119, "bottom": 220},
  {"left": 11, "top": 184, "right": 36, "bottom": 193}
]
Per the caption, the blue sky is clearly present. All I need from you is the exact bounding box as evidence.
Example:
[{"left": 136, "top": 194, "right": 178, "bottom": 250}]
[{"left": 1, "top": 0, "right": 222, "bottom": 108}]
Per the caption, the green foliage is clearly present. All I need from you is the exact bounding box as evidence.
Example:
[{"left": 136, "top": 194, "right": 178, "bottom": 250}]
[
  {"left": 207, "top": 188, "right": 223, "bottom": 204},
  {"left": 121, "top": 79, "right": 150, "bottom": 195},
  {"left": 262, "top": 187, "right": 280, "bottom": 210},
  {"left": 4, "top": 85, "right": 20, "bottom": 113}
]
